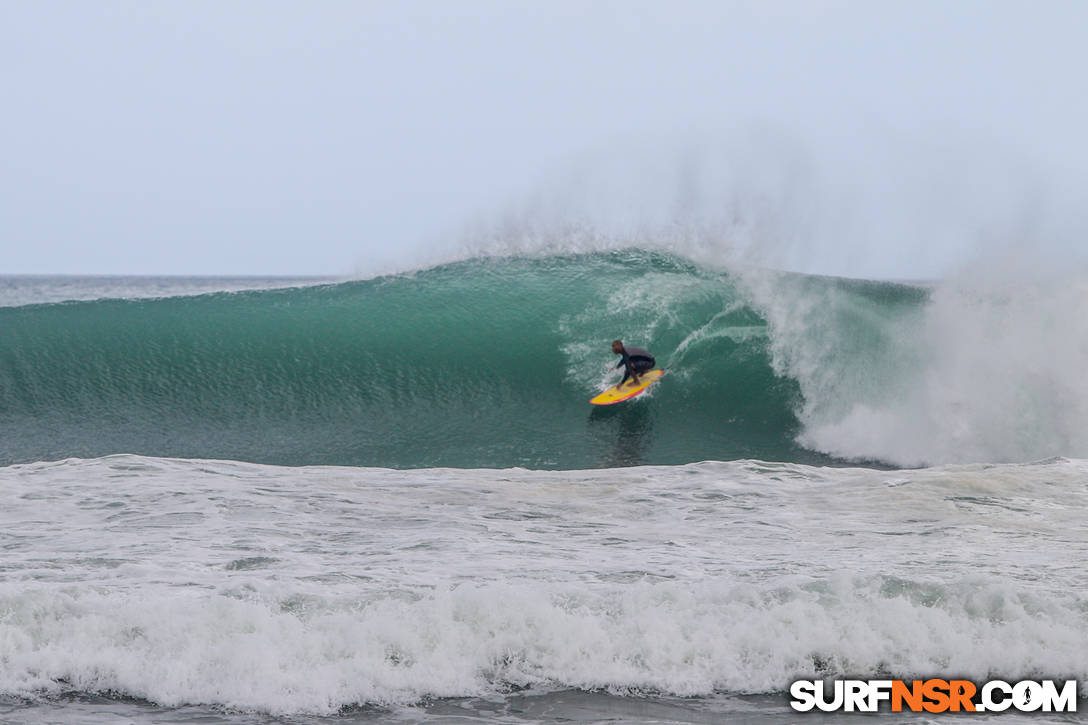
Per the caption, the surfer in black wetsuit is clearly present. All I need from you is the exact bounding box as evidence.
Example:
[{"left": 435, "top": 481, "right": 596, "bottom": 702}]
[{"left": 612, "top": 340, "right": 655, "bottom": 386}]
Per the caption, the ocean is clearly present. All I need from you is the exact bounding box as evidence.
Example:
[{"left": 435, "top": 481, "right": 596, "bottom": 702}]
[{"left": 2, "top": 251, "right": 1087, "bottom": 724}]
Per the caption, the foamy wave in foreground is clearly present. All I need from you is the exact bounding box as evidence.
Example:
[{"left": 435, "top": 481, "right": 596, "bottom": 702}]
[
  {"left": 3, "top": 575, "right": 1085, "bottom": 714},
  {"left": 4, "top": 455, "right": 1087, "bottom": 714}
]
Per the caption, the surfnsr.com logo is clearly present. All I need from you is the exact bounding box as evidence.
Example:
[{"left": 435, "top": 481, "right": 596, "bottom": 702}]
[{"left": 790, "top": 679, "right": 1078, "bottom": 713}]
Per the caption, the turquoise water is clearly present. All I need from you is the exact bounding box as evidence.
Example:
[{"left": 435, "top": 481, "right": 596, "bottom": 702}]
[{"left": 0, "top": 251, "right": 927, "bottom": 469}]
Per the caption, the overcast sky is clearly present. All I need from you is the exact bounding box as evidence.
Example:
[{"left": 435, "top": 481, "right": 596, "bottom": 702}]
[{"left": 2, "top": 1, "right": 1086, "bottom": 277}]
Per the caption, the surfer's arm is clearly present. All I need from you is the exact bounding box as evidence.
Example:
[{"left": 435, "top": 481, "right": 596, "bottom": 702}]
[{"left": 616, "top": 350, "right": 631, "bottom": 384}]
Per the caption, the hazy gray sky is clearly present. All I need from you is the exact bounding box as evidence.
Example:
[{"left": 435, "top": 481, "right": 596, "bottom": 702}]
[{"left": 2, "top": 1, "right": 1086, "bottom": 277}]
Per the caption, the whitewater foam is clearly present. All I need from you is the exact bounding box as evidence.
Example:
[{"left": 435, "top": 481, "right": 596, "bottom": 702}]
[
  {"left": 2, "top": 455, "right": 1087, "bottom": 714},
  {"left": 4, "top": 575, "right": 1085, "bottom": 714},
  {"left": 737, "top": 260, "right": 1088, "bottom": 466}
]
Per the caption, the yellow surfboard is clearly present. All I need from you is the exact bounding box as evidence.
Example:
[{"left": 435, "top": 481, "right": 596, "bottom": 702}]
[{"left": 589, "top": 369, "right": 666, "bottom": 405}]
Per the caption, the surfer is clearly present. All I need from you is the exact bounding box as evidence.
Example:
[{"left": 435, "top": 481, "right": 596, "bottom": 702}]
[{"left": 612, "top": 340, "right": 655, "bottom": 386}]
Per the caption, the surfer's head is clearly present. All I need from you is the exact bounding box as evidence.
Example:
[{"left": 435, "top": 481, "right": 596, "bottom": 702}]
[{"left": 612, "top": 340, "right": 624, "bottom": 354}]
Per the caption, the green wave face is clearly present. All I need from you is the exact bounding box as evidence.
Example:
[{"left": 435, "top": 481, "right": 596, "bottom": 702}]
[{"left": 0, "top": 251, "right": 926, "bottom": 468}]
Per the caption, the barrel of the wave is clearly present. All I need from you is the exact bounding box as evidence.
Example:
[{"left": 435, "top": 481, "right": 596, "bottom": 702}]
[{"left": 589, "top": 369, "right": 666, "bottom": 405}]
